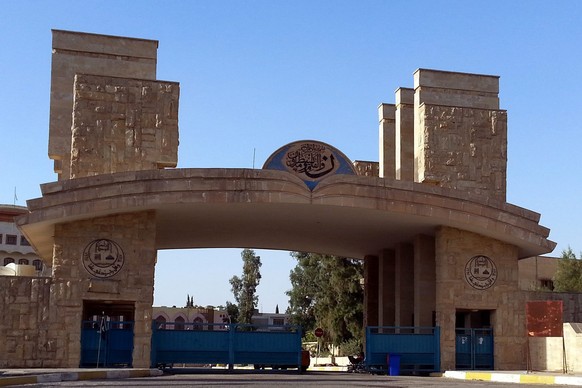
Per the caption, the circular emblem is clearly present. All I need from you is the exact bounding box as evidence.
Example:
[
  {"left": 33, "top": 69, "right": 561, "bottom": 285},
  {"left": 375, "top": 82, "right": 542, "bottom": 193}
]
[
  {"left": 464, "top": 255, "right": 497, "bottom": 290},
  {"left": 82, "top": 239, "right": 125, "bottom": 278},
  {"left": 262, "top": 140, "right": 357, "bottom": 191}
]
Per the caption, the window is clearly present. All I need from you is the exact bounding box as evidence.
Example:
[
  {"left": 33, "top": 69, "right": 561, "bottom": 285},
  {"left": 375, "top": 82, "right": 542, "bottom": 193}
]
[
  {"left": 20, "top": 236, "right": 30, "bottom": 246},
  {"left": 3, "top": 258, "right": 14, "bottom": 265},
  {"left": 540, "top": 279, "right": 554, "bottom": 291},
  {"left": 273, "top": 318, "right": 285, "bottom": 326},
  {"left": 33, "top": 260, "right": 43, "bottom": 271},
  {"left": 6, "top": 235, "right": 17, "bottom": 245},
  {"left": 0, "top": 234, "right": 3, "bottom": 244},
  {"left": 18, "top": 259, "right": 29, "bottom": 265},
  {"left": 193, "top": 317, "right": 204, "bottom": 331},
  {"left": 154, "top": 315, "right": 167, "bottom": 329},
  {"left": 174, "top": 316, "right": 185, "bottom": 330}
]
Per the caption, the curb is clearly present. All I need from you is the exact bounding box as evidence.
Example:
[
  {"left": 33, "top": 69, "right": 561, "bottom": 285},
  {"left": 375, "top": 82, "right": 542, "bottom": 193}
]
[
  {"left": 307, "top": 366, "right": 347, "bottom": 372},
  {"left": 444, "top": 371, "right": 582, "bottom": 386},
  {"left": 0, "top": 369, "right": 163, "bottom": 387}
]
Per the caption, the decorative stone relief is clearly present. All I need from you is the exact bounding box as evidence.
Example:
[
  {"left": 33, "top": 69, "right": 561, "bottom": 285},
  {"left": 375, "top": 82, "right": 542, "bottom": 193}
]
[{"left": 70, "top": 74, "right": 179, "bottom": 178}]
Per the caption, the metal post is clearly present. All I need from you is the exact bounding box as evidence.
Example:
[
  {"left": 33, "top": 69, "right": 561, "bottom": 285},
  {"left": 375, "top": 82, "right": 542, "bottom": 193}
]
[{"left": 96, "top": 312, "right": 106, "bottom": 368}]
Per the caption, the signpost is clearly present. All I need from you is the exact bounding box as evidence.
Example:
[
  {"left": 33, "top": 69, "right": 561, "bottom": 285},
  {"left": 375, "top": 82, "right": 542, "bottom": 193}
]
[{"left": 314, "top": 328, "right": 324, "bottom": 365}]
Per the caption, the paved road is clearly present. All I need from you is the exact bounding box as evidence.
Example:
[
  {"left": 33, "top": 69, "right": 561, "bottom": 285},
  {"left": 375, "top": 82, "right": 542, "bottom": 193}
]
[{"left": 18, "top": 370, "right": 558, "bottom": 387}]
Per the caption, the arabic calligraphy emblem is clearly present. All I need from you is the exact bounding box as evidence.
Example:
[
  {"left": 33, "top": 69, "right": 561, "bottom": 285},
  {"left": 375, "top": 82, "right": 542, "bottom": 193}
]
[
  {"left": 285, "top": 143, "right": 338, "bottom": 180},
  {"left": 464, "top": 255, "right": 497, "bottom": 290},
  {"left": 82, "top": 239, "right": 125, "bottom": 278}
]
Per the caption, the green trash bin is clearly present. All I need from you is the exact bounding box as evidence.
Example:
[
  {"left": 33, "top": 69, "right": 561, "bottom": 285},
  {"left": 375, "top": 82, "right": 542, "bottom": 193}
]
[{"left": 388, "top": 354, "right": 401, "bottom": 376}]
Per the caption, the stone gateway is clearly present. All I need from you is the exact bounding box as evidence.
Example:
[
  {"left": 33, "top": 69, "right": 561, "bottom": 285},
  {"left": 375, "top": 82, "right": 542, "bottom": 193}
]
[{"left": 2, "top": 30, "right": 558, "bottom": 371}]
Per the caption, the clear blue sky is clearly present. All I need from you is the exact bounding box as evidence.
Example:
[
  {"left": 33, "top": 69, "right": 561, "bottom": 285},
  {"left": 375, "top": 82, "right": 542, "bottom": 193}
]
[{"left": 1, "top": 1, "right": 581, "bottom": 312}]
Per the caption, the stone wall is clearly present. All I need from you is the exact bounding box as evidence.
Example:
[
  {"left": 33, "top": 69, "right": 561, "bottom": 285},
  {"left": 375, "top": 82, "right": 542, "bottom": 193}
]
[
  {"left": 353, "top": 161, "right": 379, "bottom": 177},
  {"left": 70, "top": 74, "right": 179, "bottom": 178},
  {"left": 0, "top": 277, "right": 55, "bottom": 367},
  {"left": 527, "top": 323, "right": 582, "bottom": 372}
]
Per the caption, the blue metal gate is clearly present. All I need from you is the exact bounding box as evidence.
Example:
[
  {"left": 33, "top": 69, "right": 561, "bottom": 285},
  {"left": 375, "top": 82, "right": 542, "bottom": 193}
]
[
  {"left": 80, "top": 320, "right": 134, "bottom": 367},
  {"left": 455, "top": 328, "right": 493, "bottom": 370},
  {"left": 365, "top": 326, "right": 440, "bottom": 374},
  {"left": 150, "top": 322, "right": 303, "bottom": 369}
]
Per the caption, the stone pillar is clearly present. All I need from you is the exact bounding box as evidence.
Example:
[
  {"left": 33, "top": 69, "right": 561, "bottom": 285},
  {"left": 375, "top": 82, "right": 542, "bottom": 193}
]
[
  {"left": 414, "top": 234, "right": 435, "bottom": 327},
  {"left": 413, "top": 69, "right": 507, "bottom": 201},
  {"left": 49, "top": 30, "right": 158, "bottom": 180},
  {"left": 378, "top": 250, "right": 395, "bottom": 326},
  {"left": 395, "top": 88, "right": 414, "bottom": 181},
  {"left": 363, "top": 255, "right": 379, "bottom": 328},
  {"left": 395, "top": 243, "right": 414, "bottom": 326},
  {"left": 435, "top": 226, "right": 523, "bottom": 371},
  {"left": 378, "top": 103, "right": 396, "bottom": 179},
  {"left": 51, "top": 211, "right": 157, "bottom": 368}
]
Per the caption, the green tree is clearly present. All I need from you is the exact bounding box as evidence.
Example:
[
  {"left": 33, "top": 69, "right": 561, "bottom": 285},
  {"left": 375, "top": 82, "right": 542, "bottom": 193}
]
[
  {"left": 286, "top": 252, "right": 364, "bottom": 345},
  {"left": 225, "top": 301, "right": 239, "bottom": 324},
  {"left": 553, "top": 247, "right": 582, "bottom": 292},
  {"left": 229, "top": 249, "right": 262, "bottom": 324}
]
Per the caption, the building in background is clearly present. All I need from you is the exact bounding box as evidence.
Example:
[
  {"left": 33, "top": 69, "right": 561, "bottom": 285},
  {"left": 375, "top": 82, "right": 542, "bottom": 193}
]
[
  {"left": 518, "top": 256, "right": 559, "bottom": 291},
  {"left": 0, "top": 204, "right": 47, "bottom": 276},
  {"left": 152, "top": 305, "right": 289, "bottom": 331}
]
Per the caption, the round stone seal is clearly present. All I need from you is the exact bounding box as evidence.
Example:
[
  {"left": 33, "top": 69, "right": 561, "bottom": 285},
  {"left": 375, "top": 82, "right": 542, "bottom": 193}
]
[
  {"left": 82, "top": 239, "right": 125, "bottom": 278},
  {"left": 464, "top": 255, "right": 497, "bottom": 290}
]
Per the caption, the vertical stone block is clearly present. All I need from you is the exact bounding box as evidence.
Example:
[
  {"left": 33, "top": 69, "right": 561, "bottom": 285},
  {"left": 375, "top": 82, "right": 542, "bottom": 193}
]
[
  {"left": 378, "top": 104, "right": 396, "bottom": 179},
  {"left": 413, "top": 69, "right": 507, "bottom": 201},
  {"left": 395, "top": 88, "right": 414, "bottom": 181},
  {"left": 49, "top": 30, "right": 158, "bottom": 180}
]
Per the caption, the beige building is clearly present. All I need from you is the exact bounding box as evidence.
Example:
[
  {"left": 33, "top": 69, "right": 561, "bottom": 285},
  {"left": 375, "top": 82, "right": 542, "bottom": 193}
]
[
  {"left": 152, "top": 306, "right": 289, "bottom": 330},
  {"left": 0, "top": 204, "right": 47, "bottom": 276},
  {"left": 1, "top": 29, "right": 576, "bottom": 372},
  {"left": 152, "top": 306, "right": 227, "bottom": 330},
  {"left": 518, "top": 256, "right": 559, "bottom": 291}
]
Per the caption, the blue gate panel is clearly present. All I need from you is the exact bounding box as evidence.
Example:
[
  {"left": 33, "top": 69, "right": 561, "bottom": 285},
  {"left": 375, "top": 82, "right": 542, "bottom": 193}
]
[
  {"left": 151, "top": 323, "right": 302, "bottom": 369},
  {"left": 455, "top": 328, "right": 493, "bottom": 370},
  {"left": 365, "top": 326, "right": 440, "bottom": 374},
  {"left": 80, "top": 321, "right": 134, "bottom": 367},
  {"left": 233, "top": 330, "right": 301, "bottom": 366}
]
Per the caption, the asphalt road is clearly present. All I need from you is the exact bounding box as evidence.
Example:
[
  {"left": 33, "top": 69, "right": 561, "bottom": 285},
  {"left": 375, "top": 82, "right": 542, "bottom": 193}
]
[{"left": 19, "top": 370, "right": 558, "bottom": 387}]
